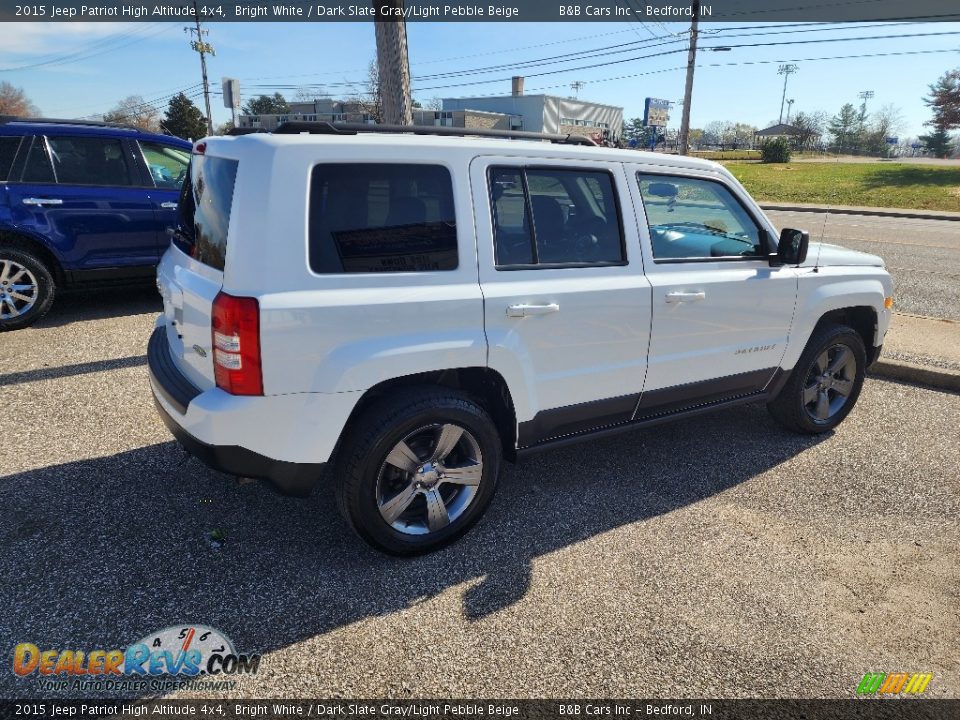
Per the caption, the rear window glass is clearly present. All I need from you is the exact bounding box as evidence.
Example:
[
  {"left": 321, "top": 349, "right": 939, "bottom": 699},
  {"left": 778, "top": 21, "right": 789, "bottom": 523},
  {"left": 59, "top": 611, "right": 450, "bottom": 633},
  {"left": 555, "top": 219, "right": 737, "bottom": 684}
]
[
  {"left": 309, "top": 163, "right": 457, "bottom": 274},
  {"left": 0, "top": 137, "right": 22, "bottom": 181},
  {"left": 174, "top": 155, "right": 238, "bottom": 271}
]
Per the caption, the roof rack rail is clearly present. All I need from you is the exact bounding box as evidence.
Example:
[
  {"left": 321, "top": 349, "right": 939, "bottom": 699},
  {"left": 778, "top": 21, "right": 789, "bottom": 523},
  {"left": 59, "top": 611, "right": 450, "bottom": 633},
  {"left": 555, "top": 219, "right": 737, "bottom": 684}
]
[
  {"left": 226, "top": 127, "right": 268, "bottom": 136},
  {"left": 0, "top": 115, "right": 140, "bottom": 131},
  {"left": 272, "top": 121, "right": 598, "bottom": 147}
]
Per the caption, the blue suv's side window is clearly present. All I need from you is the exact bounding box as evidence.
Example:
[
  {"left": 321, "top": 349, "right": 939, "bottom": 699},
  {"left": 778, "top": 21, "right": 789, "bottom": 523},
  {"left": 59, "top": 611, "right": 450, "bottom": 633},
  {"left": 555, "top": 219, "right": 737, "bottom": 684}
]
[
  {"left": 21, "top": 137, "right": 55, "bottom": 183},
  {"left": 48, "top": 136, "right": 136, "bottom": 187},
  {"left": 0, "top": 137, "right": 21, "bottom": 181}
]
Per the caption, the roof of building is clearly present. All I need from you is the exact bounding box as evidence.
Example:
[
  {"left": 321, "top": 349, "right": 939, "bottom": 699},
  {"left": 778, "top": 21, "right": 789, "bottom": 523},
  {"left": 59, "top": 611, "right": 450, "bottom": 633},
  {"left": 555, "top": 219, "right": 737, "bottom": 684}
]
[{"left": 756, "top": 123, "right": 800, "bottom": 136}]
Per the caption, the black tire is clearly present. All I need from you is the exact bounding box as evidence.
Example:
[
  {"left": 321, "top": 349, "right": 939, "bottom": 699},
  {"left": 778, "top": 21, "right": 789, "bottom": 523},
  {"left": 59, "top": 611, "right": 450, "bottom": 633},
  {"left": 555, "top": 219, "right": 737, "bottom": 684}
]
[
  {"left": 334, "top": 387, "right": 502, "bottom": 556},
  {"left": 767, "top": 323, "right": 867, "bottom": 434},
  {"left": 0, "top": 247, "right": 56, "bottom": 332}
]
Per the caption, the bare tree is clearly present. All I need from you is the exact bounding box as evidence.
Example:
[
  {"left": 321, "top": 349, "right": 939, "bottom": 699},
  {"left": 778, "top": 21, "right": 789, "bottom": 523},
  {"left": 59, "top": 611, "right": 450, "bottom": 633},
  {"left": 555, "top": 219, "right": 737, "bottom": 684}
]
[
  {"left": 294, "top": 85, "right": 328, "bottom": 103},
  {"left": 0, "top": 82, "right": 40, "bottom": 116},
  {"left": 425, "top": 96, "right": 443, "bottom": 111},
  {"left": 103, "top": 95, "right": 160, "bottom": 132}
]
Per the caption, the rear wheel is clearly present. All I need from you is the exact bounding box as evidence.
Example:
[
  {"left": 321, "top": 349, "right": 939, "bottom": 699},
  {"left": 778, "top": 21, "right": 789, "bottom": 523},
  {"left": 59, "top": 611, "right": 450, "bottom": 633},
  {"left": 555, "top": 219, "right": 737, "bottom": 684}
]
[
  {"left": 768, "top": 324, "right": 866, "bottom": 434},
  {"left": 334, "top": 388, "right": 502, "bottom": 556},
  {"left": 0, "top": 248, "right": 55, "bottom": 332}
]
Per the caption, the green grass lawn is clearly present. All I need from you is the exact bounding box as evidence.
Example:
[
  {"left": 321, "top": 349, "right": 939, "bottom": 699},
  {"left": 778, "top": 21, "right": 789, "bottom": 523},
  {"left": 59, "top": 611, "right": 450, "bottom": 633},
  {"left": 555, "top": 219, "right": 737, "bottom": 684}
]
[{"left": 723, "top": 162, "right": 960, "bottom": 212}]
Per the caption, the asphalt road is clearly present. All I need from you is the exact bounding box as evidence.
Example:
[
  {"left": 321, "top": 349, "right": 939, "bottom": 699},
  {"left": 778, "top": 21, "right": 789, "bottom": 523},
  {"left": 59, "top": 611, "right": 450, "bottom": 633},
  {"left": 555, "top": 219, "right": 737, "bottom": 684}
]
[
  {"left": 1, "top": 290, "right": 958, "bottom": 700},
  {"left": 766, "top": 210, "right": 960, "bottom": 321}
]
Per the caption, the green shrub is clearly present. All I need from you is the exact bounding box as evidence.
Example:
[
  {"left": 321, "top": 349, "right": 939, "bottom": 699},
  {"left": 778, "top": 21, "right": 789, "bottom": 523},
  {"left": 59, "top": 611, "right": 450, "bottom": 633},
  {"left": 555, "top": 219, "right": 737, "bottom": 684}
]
[{"left": 761, "top": 137, "right": 792, "bottom": 163}]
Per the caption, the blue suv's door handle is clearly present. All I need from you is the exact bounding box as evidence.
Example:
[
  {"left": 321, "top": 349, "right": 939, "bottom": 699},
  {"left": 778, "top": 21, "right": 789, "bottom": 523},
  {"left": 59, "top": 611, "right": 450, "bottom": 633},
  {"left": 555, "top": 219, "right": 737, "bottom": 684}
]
[
  {"left": 160, "top": 202, "right": 178, "bottom": 209},
  {"left": 23, "top": 197, "right": 63, "bottom": 206}
]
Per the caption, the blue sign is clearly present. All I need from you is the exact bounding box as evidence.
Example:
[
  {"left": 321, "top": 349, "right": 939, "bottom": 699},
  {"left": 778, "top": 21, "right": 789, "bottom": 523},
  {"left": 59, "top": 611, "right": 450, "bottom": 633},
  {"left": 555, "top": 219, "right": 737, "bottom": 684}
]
[
  {"left": 644, "top": 98, "right": 670, "bottom": 128},
  {"left": 911, "top": 143, "right": 922, "bottom": 149},
  {"left": 885, "top": 137, "right": 899, "bottom": 145}
]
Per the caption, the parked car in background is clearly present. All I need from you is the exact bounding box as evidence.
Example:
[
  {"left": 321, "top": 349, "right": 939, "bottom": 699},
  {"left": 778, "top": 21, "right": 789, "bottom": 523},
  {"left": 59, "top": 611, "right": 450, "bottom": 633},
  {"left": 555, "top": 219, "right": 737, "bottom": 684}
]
[{"left": 0, "top": 117, "right": 192, "bottom": 331}]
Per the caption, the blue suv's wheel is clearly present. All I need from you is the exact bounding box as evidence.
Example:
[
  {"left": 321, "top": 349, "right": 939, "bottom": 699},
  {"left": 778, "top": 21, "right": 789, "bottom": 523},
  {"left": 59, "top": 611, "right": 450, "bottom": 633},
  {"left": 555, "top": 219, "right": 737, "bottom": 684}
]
[{"left": 0, "top": 248, "right": 55, "bottom": 331}]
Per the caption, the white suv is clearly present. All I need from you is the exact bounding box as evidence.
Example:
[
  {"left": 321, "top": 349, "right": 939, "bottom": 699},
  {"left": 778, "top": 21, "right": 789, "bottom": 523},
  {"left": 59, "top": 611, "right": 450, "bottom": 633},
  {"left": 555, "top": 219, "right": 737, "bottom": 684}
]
[{"left": 149, "top": 124, "right": 893, "bottom": 555}]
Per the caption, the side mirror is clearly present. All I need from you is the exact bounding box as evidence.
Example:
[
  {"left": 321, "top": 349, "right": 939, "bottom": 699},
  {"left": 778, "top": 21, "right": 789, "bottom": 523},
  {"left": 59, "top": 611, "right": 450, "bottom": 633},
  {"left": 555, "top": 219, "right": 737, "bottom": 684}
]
[{"left": 772, "top": 228, "right": 809, "bottom": 266}]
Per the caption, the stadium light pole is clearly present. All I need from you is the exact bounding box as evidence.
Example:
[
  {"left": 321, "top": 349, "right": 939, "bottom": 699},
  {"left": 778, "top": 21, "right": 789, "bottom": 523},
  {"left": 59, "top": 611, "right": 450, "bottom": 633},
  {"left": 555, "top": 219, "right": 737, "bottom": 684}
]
[{"left": 778, "top": 64, "right": 799, "bottom": 125}]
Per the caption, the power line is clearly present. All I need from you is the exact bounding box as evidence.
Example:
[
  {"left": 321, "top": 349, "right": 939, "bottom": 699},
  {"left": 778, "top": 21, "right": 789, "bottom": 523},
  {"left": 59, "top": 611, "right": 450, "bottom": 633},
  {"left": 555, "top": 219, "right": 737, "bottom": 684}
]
[{"left": 0, "top": 24, "right": 173, "bottom": 72}]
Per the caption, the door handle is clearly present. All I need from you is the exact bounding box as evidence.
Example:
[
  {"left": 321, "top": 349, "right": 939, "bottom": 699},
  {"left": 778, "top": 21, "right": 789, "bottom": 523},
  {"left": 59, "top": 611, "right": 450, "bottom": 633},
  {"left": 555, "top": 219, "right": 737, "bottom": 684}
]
[
  {"left": 22, "top": 197, "right": 63, "bottom": 206},
  {"left": 665, "top": 291, "right": 706, "bottom": 303},
  {"left": 160, "top": 202, "right": 178, "bottom": 209},
  {"left": 507, "top": 303, "right": 560, "bottom": 318}
]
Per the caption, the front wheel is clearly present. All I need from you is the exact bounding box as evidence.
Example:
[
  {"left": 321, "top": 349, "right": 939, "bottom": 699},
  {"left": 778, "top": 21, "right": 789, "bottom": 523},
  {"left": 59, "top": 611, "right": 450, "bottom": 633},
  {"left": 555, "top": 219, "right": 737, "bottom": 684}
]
[
  {"left": 767, "top": 324, "right": 867, "bottom": 434},
  {"left": 334, "top": 388, "right": 502, "bottom": 556}
]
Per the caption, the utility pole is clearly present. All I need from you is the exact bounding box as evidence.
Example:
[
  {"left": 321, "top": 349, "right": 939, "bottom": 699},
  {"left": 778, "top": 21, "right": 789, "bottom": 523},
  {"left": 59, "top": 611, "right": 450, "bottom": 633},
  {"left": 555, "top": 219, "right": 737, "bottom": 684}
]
[
  {"left": 857, "top": 90, "right": 874, "bottom": 122},
  {"left": 785, "top": 98, "right": 795, "bottom": 123},
  {"left": 186, "top": 0, "right": 215, "bottom": 136},
  {"left": 373, "top": 0, "right": 413, "bottom": 125},
  {"left": 777, "top": 64, "right": 798, "bottom": 124},
  {"left": 678, "top": 0, "right": 699, "bottom": 156},
  {"left": 570, "top": 80, "right": 585, "bottom": 98}
]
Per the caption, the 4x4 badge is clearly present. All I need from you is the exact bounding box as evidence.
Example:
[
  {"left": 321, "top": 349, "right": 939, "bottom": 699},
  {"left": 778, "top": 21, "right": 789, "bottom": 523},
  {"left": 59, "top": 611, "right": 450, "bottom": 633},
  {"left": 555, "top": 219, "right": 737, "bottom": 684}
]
[{"left": 193, "top": 344, "right": 207, "bottom": 358}]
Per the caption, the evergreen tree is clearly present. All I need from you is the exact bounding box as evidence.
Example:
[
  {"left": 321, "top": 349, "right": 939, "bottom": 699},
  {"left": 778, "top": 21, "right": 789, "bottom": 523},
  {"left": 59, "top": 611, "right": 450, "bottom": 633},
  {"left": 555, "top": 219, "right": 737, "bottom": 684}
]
[
  {"left": 162, "top": 93, "right": 207, "bottom": 141},
  {"left": 919, "top": 126, "right": 955, "bottom": 158},
  {"left": 828, "top": 103, "right": 861, "bottom": 153},
  {"left": 924, "top": 69, "right": 960, "bottom": 130},
  {"left": 241, "top": 93, "right": 290, "bottom": 116}
]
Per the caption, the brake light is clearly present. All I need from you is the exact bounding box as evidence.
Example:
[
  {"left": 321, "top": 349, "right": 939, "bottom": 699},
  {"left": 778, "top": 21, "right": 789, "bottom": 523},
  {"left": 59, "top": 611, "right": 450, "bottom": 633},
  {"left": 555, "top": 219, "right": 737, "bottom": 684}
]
[
  {"left": 194, "top": 141, "right": 206, "bottom": 155},
  {"left": 211, "top": 292, "right": 263, "bottom": 396}
]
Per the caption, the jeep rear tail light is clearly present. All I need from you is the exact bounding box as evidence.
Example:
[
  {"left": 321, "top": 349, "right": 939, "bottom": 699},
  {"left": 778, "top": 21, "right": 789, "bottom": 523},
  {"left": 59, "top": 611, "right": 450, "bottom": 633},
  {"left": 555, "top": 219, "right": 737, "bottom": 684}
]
[{"left": 211, "top": 291, "right": 263, "bottom": 396}]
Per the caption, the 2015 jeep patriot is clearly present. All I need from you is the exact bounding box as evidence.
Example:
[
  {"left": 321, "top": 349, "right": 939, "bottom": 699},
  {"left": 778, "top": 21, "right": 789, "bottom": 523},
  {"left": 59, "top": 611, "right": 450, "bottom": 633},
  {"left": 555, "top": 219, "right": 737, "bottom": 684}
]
[{"left": 148, "top": 124, "right": 893, "bottom": 555}]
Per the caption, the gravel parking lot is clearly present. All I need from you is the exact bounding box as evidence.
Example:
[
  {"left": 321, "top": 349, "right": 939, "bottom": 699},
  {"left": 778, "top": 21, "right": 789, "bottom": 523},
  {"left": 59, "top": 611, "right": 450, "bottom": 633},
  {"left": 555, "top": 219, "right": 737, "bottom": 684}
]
[{"left": 1, "top": 287, "right": 958, "bottom": 699}]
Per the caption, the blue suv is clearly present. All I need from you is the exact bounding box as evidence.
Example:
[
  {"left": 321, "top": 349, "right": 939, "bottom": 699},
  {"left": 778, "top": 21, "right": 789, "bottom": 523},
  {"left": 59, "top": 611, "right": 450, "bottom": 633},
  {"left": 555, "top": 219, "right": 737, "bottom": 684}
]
[{"left": 0, "top": 117, "right": 192, "bottom": 331}]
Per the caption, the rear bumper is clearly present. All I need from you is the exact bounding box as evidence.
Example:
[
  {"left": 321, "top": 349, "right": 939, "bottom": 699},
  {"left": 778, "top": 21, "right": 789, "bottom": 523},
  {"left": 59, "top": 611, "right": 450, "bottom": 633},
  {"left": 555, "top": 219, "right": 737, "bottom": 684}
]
[{"left": 147, "top": 325, "right": 327, "bottom": 497}]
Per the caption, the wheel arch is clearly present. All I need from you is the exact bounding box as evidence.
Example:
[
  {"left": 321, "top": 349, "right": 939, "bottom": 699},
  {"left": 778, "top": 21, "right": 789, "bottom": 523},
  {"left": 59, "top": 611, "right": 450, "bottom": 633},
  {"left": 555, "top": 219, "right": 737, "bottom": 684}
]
[
  {"left": 337, "top": 367, "right": 519, "bottom": 463},
  {"left": 0, "top": 228, "right": 66, "bottom": 286},
  {"left": 813, "top": 306, "right": 877, "bottom": 357}
]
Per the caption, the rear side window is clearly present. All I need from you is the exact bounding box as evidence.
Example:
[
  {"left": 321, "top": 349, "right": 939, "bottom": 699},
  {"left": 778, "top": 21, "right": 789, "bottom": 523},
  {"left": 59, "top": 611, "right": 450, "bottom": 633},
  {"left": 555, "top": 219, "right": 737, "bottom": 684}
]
[
  {"left": 0, "top": 137, "right": 21, "bottom": 181},
  {"left": 47, "top": 136, "right": 136, "bottom": 187},
  {"left": 490, "top": 166, "right": 625, "bottom": 268},
  {"left": 309, "top": 163, "right": 457, "bottom": 274},
  {"left": 174, "top": 155, "right": 239, "bottom": 271}
]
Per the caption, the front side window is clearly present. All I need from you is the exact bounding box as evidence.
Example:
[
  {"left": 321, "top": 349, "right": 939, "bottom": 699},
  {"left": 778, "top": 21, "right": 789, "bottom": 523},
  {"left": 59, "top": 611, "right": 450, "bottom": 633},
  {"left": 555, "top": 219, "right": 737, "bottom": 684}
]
[
  {"left": 140, "top": 141, "right": 190, "bottom": 189},
  {"left": 46, "top": 136, "right": 136, "bottom": 187},
  {"left": 490, "top": 166, "right": 625, "bottom": 268},
  {"left": 637, "top": 173, "right": 764, "bottom": 261},
  {"left": 309, "top": 163, "right": 458, "bottom": 274}
]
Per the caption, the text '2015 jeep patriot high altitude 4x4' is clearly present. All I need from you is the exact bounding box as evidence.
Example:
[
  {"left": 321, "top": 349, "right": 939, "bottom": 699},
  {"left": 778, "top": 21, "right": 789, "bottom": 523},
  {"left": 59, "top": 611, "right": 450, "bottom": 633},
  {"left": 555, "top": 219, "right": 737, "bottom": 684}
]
[{"left": 148, "top": 123, "right": 893, "bottom": 555}]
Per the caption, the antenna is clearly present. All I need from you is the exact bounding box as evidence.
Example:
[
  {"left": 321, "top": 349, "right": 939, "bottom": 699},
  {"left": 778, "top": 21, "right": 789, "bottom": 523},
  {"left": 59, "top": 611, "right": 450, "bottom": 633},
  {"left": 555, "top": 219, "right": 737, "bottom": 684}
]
[{"left": 813, "top": 212, "right": 828, "bottom": 273}]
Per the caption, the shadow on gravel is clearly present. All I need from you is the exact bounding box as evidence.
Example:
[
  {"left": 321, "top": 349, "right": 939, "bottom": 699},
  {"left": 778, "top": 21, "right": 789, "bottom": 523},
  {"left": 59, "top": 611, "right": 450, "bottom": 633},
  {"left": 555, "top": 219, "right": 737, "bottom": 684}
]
[
  {"left": 35, "top": 283, "right": 161, "bottom": 328},
  {"left": 0, "top": 355, "right": 147, "bottom": 386},
  {"left": 0, "top": 403, "right": 828, "bottom": 698}
]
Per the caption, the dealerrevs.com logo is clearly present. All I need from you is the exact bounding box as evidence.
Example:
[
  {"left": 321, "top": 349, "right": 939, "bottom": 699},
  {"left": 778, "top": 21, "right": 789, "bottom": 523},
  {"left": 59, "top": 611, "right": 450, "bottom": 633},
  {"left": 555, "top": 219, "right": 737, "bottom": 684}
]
[{"left": 13, "top": 625, "right": 260, "bottom": 693}]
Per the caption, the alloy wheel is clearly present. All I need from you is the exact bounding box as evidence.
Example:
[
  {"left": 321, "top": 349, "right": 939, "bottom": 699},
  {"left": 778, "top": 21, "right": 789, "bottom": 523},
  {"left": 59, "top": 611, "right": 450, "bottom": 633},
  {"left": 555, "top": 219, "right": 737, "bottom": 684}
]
[
  {"left": 0, "top": 259, "right": 39, "bottom": 320},
  {"left": 376, "top": 423, "right": 484, "bottom": 536},
  {"left": 802, "top": 343, "right": 857, "bottom": 423}
]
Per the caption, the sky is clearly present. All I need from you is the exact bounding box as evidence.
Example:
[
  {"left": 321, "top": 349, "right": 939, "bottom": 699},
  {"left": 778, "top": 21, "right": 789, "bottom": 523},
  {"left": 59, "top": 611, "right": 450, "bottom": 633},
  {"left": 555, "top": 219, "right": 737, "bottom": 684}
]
[{"left": 2, "top": 19, "right": 959, "bottom": 139}]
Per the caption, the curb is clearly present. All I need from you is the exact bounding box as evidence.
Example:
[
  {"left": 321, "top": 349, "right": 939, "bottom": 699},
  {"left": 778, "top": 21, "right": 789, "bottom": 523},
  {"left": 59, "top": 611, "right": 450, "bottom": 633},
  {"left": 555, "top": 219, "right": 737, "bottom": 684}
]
[
  {"left": 868, "top": 359, "right": 960, "bottom": 393},
  {"left": 759, "top": 204, "right": 960, "bottom": 222}
]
